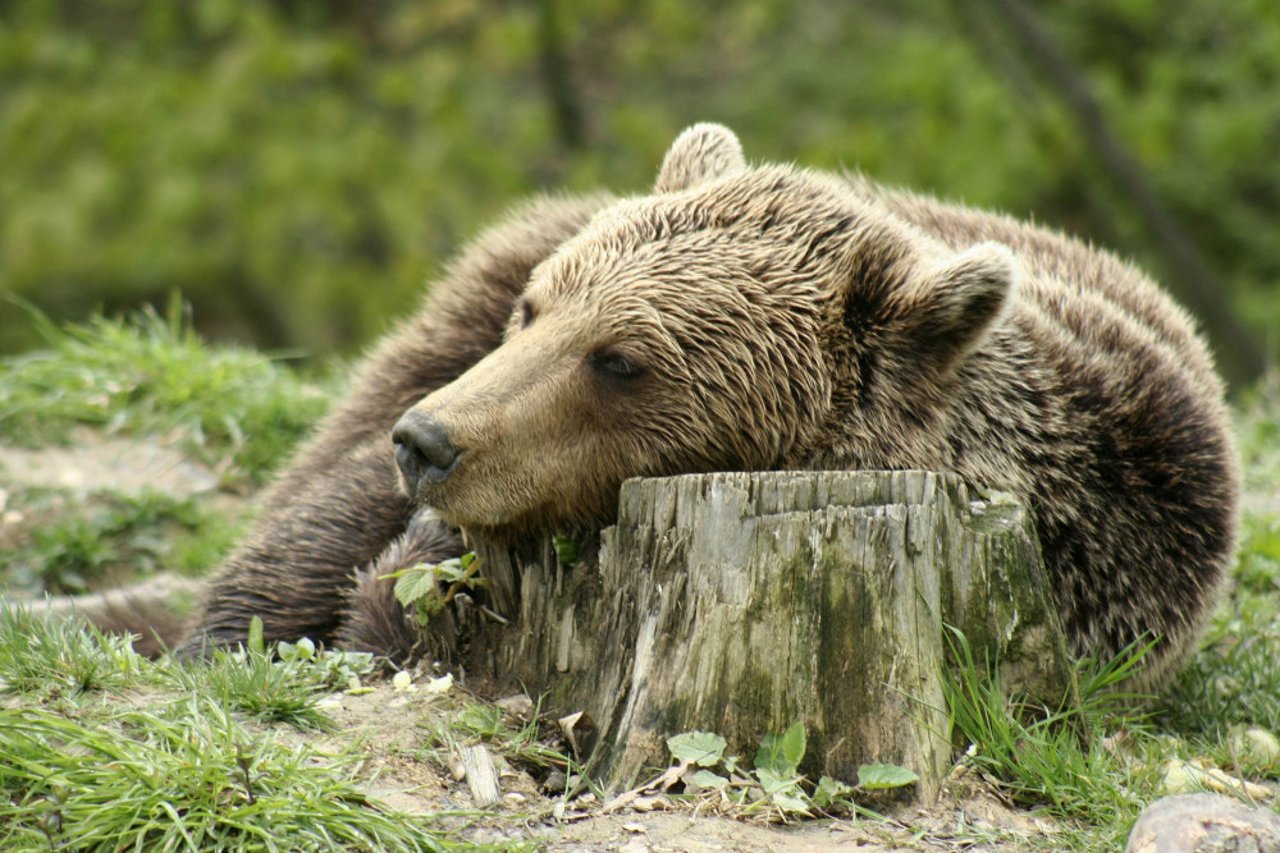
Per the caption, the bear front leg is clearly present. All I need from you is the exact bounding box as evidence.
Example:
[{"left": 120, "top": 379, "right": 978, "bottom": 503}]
[
  {"left": 173, "top": 438, "right": 412, "bottom": 658},
  {"left": 336, "top": 508, "right": 466, "bottom": 665}
]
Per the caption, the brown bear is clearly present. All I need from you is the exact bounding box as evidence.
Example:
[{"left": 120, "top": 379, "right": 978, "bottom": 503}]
[{"left": 177, "top": 124, "right": 1239, "bottom": 689}]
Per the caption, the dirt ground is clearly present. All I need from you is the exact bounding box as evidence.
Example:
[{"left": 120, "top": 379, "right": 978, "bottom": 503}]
[
  {"left": 296, "top": 681, "right": 1057, "bottom": 852},
  {"left": 0, "top": 429, "right": 222, "bottom": 499}
]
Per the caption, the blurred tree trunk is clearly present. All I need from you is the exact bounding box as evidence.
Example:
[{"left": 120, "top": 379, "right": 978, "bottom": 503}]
[
  {"left": 537, "top": 0, "right": 585, "bottom": 152},
  {"left": 967, "top": 0, "right": 1264, "bottom": 386}
]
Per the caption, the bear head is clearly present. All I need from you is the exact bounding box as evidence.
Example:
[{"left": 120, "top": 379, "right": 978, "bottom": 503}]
[{"left": 393, "top": 124, "right": 1017, "bottom": 540}]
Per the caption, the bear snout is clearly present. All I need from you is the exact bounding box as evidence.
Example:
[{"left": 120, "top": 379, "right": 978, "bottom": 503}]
[{"left": 392, "top": 411, "right": 462, "bottom": 492}]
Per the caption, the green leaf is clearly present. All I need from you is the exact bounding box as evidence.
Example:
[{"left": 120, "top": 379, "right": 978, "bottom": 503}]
[
  {"left": 856, "top": 763, "right": 919, "bottom": 790},
  {"left": 780, "top": 721, "right": 806, "bottom": 768},
  {"left": 432, "top": 557, "right": 468, "bottom": 584},
  {"left": 755, "top": 721, "right": 806, "bottom": 775},
  {"left": 770, "top": 791, "right": 812, "bottom": 814},
  {"left": 754, "top": 766, "right": 798, "bottom": 795},
  {"left": 247, "top": 616, "right": 264, "bottom": 656},
  {"left": 393, "top": 564, "right": 439, "bottom": 606},
  {"left": 813, "top": 775, "right": 854, "bottom": 807},
  {"left": 688, "top": 769, "right": 729, "bottom": 790},
  {"left": 667, "top": 731, "right": 726, "bottom": 767}
]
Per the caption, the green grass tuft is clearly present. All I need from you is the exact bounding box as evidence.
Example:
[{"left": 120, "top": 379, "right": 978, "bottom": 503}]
[
  {"left": 0, "top": 296, "right": 331, "bottom": 485},
  {"left": 0, "top": 699, "right": 446, "bottom": 852},
  {"left": 161, "top": 622, "right": 375, "bottom": 732},
  {"left": 0, "top": 609, "right": 447, "bottom": 849},
  {"left": 944, "top": 629, "right": 1155, "bottom": 828},
  {"left": 0, "top": 606, "right": 143, "bottom": 697}
]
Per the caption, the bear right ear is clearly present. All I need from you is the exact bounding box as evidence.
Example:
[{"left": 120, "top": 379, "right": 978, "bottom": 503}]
[
  {"left": 655, "top": 123, "right": 747, "bottom": 193},
  {"left": 886, "top": 242, "right": 1017, "bottom": 375}
]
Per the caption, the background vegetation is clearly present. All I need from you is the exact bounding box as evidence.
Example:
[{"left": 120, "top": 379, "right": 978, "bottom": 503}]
[{"left": 2, "top": 0, "right": 1277, "bottom": 383}]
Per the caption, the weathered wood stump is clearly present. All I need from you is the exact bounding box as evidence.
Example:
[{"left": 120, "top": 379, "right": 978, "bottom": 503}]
[{"left": 461, "top": 470, "right": 1073, "bottom": 801}]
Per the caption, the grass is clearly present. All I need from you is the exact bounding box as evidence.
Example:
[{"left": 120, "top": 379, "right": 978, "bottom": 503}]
[
  {"left": 418, "top": 700, "right": 587, "bottom": 794},
  {"left": 3, "top": 486, "right": 245, "bottom": 595},
  {"left": 0, "top": 701, "right": 447, "bottom": 852},
  {"left": 162, "top": 619, "right": 378, "bottom": 732},
  {"left": 0, "top": 606, "right": 144, "bottom": 697},
  {"left": 943, "top": 632, "right": 1158, "bottom": 848},
  {"left": 1160, "top": 517, "right": 1280, "bottom": 737},
  {"left": 0, "top": 295, "right": 332, "bottom": 487},
  {"left": 0, "top": 300, "right": 302, "bottom": 642},
  {"left": 0, "top": 608, "right": 449, "bottom": 851}
]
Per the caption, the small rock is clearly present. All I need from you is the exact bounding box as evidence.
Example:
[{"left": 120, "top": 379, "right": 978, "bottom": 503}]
[
  {"left": 1126, "top": 793, "right": 1280, "bottom": 853},
  {"left": 542, "top": 769, "right": 567, "bottom": 792},
  {"left": 1232, "top": 727, "right": 1280, "bottom": 768},
  {"left": 424, "top": 672, "right": 453, "bottom": 694},
  {"left": 1162, "top": 758, "right": 1272, "bottom": 799},
  {"left": 631, "top": 795, "right": 669, "bottom": 812},
  {"left": 496, "top": 693, "right": 535, "bottom": 720}
]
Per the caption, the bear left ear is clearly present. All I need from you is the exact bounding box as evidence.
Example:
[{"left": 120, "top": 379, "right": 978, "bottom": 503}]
[
  {"left": 891, "top": 242, "right": 1016, "bottom": 373},
  {"left": 655, "top": 123, "right": 747, "bottom": 193}
]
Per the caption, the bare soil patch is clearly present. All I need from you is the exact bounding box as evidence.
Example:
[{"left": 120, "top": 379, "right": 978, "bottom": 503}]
[
  {"left": 277, "top": 679, "right": 1052, "bottom": 851},
  {"left": 0, "top": 429, "right": 221, "bottom": 498}
]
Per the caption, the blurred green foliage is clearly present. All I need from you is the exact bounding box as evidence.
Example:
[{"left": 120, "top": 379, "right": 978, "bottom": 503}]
[{"left": 1, "top": 0, "right": 1277, "bottom": 373}]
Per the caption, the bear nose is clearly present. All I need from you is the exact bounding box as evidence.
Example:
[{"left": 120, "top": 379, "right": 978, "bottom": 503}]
[{"left": 391, "top": 412, "right": 461, "bottom": 490}]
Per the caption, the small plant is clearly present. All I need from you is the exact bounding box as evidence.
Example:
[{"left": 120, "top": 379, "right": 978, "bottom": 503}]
[
  {"left": 942, "top": 627, "right": 1156, "bottom": 831},
  {"left": 164, "top": 618, "right": 375, "bottom": 730},
  {"left": 388, "top": 552, "right": 484, "bottom": 625},
  {"left": 651, "top": 723, "right": 916, "bottom": 820},
  {"left": 552, "top": 533, "right": 581, "bottom": 568},
  {"left": 418, "top": 700, "right": 580, "bottom": 781},
  {"left": 0, "top": 606, "right": 142, "bottom": 697}
]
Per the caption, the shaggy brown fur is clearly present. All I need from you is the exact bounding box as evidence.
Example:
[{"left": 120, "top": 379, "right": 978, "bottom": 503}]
[
  {"left": 180, "top": 125, "right": 1238, "bottom": 688},
  {"left": 172, "top": 194, "right": 613, "bottom": 658}
]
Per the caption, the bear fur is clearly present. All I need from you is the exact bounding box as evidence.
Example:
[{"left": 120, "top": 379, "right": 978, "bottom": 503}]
[{"left": 177, "top": 124, "right": 1239, "bottom": 688}]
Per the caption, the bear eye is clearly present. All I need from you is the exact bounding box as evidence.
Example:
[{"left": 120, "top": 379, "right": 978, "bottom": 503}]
[
  {"left": 517, "top": 298, "right": 536, "bottom": 329},
  {"left": 589, "top": 350, "right": 644, "bottom": 382}
]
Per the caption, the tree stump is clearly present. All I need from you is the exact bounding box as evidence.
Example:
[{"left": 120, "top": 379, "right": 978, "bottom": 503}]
[{"left": 462, "top": 470, "right": 1073, "bottom": 801}]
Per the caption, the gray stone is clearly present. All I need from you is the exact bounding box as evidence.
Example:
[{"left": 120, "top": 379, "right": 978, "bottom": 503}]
[{"left": 1126, "top": 793, "right": 1280, "bottom": 853}]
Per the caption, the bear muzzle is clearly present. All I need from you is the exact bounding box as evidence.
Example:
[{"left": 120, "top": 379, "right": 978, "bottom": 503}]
[{"left": 392, "top": 410, "right": 462, "bottom": 493}]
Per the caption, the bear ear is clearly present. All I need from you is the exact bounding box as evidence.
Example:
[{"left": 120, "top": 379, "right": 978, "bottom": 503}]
[
  {"left": 655, "top": 123, "right": 747, "bottom": 193},
  {"left": 891, "top": 242, "right": 1017, "bottom": 373}
]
